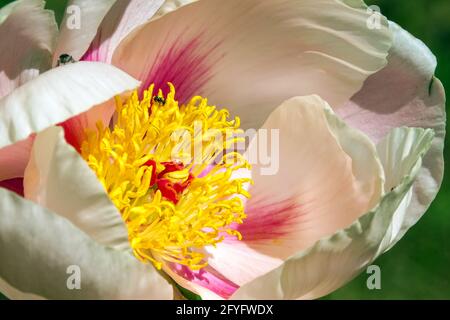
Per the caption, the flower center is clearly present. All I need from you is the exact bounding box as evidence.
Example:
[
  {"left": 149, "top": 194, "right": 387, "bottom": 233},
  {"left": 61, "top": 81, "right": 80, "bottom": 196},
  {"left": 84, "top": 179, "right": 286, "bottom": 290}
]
[{"left": 81, "top": 83, "right": 252, "bottom": 270}]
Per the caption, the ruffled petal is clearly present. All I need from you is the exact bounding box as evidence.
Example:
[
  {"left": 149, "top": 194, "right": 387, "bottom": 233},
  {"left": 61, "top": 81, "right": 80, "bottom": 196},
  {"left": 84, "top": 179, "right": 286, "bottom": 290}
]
[
  {"left": 338, "top": 22, "right": 446, "bottom": 251},
  {"left": 375, "top": 128, "right": 437, "bottom": 253},
  {"left": 231, "top": 127, "right": 434, "bottom": 300}
]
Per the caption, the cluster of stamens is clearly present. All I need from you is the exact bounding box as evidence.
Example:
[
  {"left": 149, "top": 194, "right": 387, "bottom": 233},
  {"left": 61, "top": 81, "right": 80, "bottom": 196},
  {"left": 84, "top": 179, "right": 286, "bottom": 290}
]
[{"left": 81, "top": 83, "right": 252, "bottom": 270}]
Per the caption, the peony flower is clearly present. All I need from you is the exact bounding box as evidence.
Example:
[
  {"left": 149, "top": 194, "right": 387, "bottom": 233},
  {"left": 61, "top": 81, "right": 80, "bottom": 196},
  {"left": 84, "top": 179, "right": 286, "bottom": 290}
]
[{"left": 0, "top": 0, "right": 445, "bottom": 300}]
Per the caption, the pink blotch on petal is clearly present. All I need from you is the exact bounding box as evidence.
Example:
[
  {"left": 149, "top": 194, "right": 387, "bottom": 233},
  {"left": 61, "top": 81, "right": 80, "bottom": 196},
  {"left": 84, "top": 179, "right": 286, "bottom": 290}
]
[
  {"left": 234, "top": 197, "right": 302, "bottom": 242},
  {"left": 140, "top": 34, "right": 223, "bottom": 103},
  {"left": 80, "top": 28, "right": 107, "bottom": 62},
  {"left": 170, "top": 263, "right": 239, "bottom": 299}
]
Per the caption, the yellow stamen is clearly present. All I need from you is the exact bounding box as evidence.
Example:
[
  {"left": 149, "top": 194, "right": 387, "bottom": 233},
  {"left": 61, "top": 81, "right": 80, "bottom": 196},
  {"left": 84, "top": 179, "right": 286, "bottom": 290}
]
[{"left": 81, "top": 83, "right": 252, "bottom": 270}]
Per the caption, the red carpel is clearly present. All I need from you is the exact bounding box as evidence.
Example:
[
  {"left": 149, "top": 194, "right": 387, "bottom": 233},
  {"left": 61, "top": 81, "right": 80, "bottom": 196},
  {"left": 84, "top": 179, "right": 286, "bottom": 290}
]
[{"left": 143, "top": 160, "right": 194, "bottom": 204}]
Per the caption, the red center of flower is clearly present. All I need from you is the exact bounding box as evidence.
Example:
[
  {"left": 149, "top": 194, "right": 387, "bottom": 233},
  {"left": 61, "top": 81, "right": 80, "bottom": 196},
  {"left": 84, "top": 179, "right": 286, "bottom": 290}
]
[{"left": 144, "top": 160, "right": 194, "bottom": 204}]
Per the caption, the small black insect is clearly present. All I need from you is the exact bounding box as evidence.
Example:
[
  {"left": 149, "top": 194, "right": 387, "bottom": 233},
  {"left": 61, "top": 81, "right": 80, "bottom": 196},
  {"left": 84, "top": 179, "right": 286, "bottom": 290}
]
[
  {"left": 154, "top": 96, "right": 166, "bottom": 105},
  {"left": 57, "top": 53, "right": 76, "bottom": 66}
]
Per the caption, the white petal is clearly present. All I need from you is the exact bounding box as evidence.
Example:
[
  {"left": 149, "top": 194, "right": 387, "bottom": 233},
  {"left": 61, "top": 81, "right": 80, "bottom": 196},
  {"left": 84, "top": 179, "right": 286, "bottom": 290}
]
[
  {"left": 375, "top": 127, "right": 436, "bottom": 254},
  {"left": 0, "top": 0, "right": 58, "bottom": 98},
  {"left": 81, "top": 0, "right": 166, "bottom": 63},
  {"left": 24, "top": 126, "right": 130, "bottom": 250},
  {"left": 0, "top": 187, "right": 173, "bottom": 300},
  {"left": 205, "top": 95, "right": 384, "bottom": 289},
  {"left": 54, "top": 0, "right": 116, "bottom": 63},
  {"left": 338, "top": 22, "right": 446, "bottom": 252},
  {"left": 0, "top": 61, "right": 140, "bottom": 150},
  {"left": 112, "top": 0, "right": 392, "bottom": 129},
  {"left": 231, "top": 127, "right": 434, "bottom": 300}
]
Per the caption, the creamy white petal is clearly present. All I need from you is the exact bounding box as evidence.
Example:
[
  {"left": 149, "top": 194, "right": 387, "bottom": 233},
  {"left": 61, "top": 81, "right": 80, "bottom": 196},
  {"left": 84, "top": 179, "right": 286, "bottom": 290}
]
[
  {"left": 0, "top": 0, "right": 58, "bottom": 98},
  {"left": 81, "top": 0, "right": 165, "bottom": 63},
  {"left": 375, "top": 127, "right": 436, "bottom": 254},
  {"left": 113, "top": 0, "right": 392, "bottom": 129},
  {"left": 338, "top": 22, "right": 446, "bottom": 253},
  {"left": 24, "top": 126, "right": 130, "bottom": 251},
  {"left": 0, "top": 187, "right": 173, "bottom": 300},
  {"left": 231, "top": 127, "right": 434, "bottom": 300},
  {"left": 54, "top": 0, "right": 116, "bottom": 63},
  {"left": 0, "top": 61, "right": 140, "bottom": 150}
]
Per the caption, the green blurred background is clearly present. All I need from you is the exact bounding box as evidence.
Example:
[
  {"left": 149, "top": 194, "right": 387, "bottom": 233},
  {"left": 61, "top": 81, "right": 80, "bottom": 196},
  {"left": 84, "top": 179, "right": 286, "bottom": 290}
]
[{"left": 0, "top": 0, "right": 448, "bottom": 300}]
